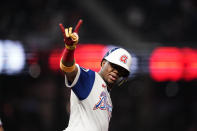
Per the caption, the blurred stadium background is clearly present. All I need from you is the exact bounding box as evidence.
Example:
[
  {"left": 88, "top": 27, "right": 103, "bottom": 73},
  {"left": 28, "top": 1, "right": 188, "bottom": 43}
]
[{"left": 0, "top": 0, "right": 197, "bottom": 131}]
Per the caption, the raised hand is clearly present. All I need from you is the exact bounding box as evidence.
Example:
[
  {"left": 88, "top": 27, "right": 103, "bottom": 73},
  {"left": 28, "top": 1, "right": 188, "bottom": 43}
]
[{"left": 59, "top": 19, "right": 83, "bottom": 50}]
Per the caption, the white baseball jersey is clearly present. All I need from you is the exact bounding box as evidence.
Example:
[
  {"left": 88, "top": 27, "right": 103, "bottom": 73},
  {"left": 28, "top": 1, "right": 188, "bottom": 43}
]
[{"left": 63, "top": 64, "right": 113, "bottom": 131}]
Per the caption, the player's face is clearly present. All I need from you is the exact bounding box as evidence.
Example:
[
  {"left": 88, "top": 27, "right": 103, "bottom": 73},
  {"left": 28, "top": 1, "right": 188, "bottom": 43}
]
[{"left": 99, "top": 60, "right": 126, "bottom": 86}]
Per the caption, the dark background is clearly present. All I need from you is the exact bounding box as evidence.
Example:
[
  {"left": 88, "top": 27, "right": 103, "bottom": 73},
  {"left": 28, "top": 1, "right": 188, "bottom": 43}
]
[{"left": 0, "top": 0, "right": 197, "bottom": 131}]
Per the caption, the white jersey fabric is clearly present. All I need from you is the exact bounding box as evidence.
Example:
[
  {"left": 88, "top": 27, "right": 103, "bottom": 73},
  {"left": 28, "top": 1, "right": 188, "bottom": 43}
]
[{"left": 63, "top": 64, "right": 113, "bottom": 131}]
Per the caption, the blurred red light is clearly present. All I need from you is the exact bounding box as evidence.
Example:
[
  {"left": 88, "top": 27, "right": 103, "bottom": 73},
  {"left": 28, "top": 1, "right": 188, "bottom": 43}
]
[
  {"left": 49, "top": 49, "right": 62, "bottom": 71},
  {"left": 149, "top": 47, "right": 184, "bottom": 82},
  {"left": 75, "top": 44, "right": 106, "bottom": 72},
  {"left": 182, "top": 48, "right": 197, "bottom": 81},
  {"left": 48, "top": 44, "right": 106, "bottom": 72}
]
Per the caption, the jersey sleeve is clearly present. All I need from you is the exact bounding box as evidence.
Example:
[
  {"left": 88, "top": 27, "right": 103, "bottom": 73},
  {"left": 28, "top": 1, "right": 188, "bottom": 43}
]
[{"left": 65, "top": 64, "right": 95, "bottom": 100}]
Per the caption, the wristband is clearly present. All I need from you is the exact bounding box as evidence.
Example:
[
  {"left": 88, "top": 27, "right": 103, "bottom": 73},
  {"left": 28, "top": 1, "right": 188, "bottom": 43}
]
[
  {"left": 60, "top": 60, "right": 76, "bottom": 72},
  {"left": 65, "top": 44, "right": 76, "bottom": 50}
]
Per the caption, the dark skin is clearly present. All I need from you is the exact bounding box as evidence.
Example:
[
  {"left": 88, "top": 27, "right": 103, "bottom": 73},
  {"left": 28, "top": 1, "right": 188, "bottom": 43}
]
[{"left": 98, "top": 60, "right": 126, "bottom": 90}]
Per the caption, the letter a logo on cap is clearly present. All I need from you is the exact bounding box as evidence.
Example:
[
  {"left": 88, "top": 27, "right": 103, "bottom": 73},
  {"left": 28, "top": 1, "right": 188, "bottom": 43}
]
[{"left": 120, "top": 55, "right": 128, "bottom": 64}]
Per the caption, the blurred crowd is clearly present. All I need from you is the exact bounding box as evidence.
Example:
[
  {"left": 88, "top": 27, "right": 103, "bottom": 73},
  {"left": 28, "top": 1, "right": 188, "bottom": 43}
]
[
  {"left": 0, "top": 0, "right": 197, "bottom": 49},
  {"left": 0, "top": 0, "right": 197, "bottom": 131}
]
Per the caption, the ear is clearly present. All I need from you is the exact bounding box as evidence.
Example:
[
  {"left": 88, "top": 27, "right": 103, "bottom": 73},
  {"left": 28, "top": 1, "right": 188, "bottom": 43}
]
[{"left": 101, "top": 60, "right": 106, "bottom": 67}]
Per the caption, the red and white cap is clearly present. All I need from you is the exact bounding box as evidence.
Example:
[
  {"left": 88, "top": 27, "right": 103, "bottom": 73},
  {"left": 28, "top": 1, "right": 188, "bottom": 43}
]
[{"left": 103, "top": 47, "right": 132, "bottom": 76}]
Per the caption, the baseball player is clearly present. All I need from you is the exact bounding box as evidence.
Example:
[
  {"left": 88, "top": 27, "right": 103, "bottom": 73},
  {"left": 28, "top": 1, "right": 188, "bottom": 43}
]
[
  {"left": 0, "top": 118, "right": 4, "bottom": 131},
  {"left": 59, "top": 20, "right": 132, "bottom": 131}
]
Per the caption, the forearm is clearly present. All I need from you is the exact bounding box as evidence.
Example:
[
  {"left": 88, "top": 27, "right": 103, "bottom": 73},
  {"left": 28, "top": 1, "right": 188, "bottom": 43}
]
[
  {"left": 60, "top": 48, "right": 78, "bottom": 82},
  {"left": 61, "top": 48, "right": 75, "bottom": 66},
  {"left": 59, "top": 20, "right": 83, "bottom": 82}
]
